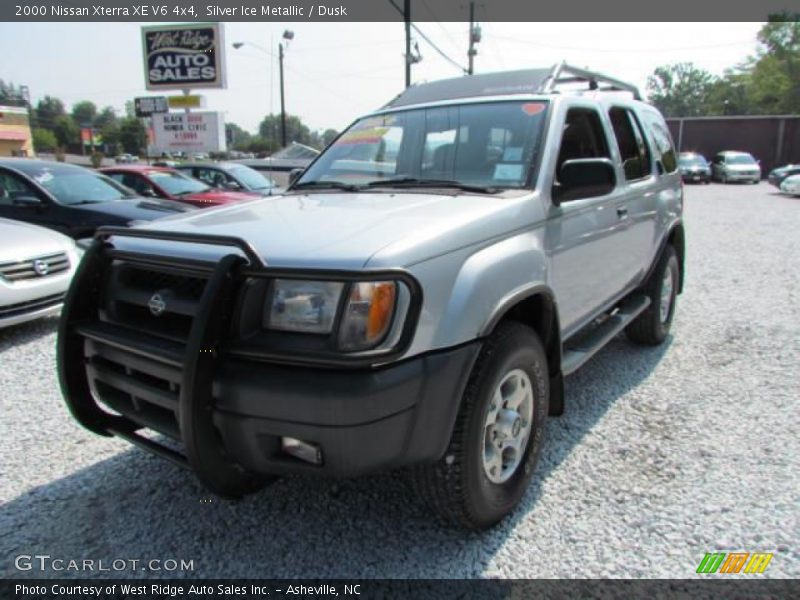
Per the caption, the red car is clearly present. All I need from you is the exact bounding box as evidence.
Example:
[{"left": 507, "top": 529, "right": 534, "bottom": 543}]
[{"left": 99, "top": 165, "right": 259, "bottom": 208}]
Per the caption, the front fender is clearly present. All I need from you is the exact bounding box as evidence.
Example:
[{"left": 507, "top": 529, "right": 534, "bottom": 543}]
[{"left": 405, "top": 229, "right": 549, "bottom": 354}]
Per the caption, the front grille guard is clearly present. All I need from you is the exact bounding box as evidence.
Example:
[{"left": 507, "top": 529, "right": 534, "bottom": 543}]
[{"left": 57, "top": 228, "right": 269, "bottom": 497}]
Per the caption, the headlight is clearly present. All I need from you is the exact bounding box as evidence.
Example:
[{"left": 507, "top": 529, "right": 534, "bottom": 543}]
[
  {"left": 265, "top": 279, "right": 344, "bottom": 334},
  {"left": 338, "top": 281, "right": 397, "bottom": 351}
]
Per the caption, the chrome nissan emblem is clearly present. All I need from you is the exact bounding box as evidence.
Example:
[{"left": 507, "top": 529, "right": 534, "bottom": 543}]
[
  {"left": 148, "top": 292, "right": 166, "bottom": 317},
  {"left": 33, "top": 260, "right": 49, "bottom": 276}
]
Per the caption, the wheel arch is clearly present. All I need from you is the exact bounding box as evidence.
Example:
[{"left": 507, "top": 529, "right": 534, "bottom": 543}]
[{"left": 481, "top": 285, "right": 565, "bottom": 416}]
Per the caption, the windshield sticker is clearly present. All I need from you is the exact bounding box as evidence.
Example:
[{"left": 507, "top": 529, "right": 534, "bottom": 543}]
[
  {"left": 34, "top": 171, "right": 54, "bottom": 185},
  {"left": 339, "top": 127, "right": 388, "bottom": 145},
  {"left": 521, "top": 102, "right": 546, "bottom": 116},
  {"left": 493, "top": 163, "right": 524, "bottom": 181},
  {"left": 502, "top": 147, "right": 523, "bottom": 161}
]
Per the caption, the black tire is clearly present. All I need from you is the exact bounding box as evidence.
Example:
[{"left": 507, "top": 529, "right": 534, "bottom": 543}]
[
  {"left": 626, "top": 245, "right": 679, "bottom": 345},
  {"left": 411, "top": 322, "right": 549, "bottom": 530}
]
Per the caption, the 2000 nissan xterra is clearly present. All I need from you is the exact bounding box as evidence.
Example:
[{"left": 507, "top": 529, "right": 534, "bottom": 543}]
[{"left": 58, "top": 63, "right": 684, "bottom": 529}]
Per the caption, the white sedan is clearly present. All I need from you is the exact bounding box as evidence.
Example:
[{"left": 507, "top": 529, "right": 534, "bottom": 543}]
[
  {"left": 779, "top": 174, "right": 800, "bottom": 196},
  {"left": 0, "top": 218, "right": 80, "bottom": 328}
]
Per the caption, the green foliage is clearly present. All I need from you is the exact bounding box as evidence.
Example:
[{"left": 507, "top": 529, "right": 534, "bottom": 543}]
[
  {"left": 258, "top": 113, "right": 312, "bottom": 147},
  {"left": 32, "top": 128, "right": 58, "bottom": 153},
  {"left": 94, "top": 106, "right": 118, "bottom": 130},
  {"left": 118, "top": 117, "right": 146, "bottom": 154},
  {"left": 34, "top": 96, "right": 66, "bottom": 128},
  {"left": 90, "top": 151, "right": 104, "bottom": 169},
  {"left": 52, "top": 115, "right": 79, "bottom": 147},
  {"left": 71, "top": 100, "right": 97, "bottom": 127},
  {"left": 0, "top": 80, "right": 27, "bottom": 107},
  {"left": 648, "top": 16, "right": 800, "bottom": 117}
]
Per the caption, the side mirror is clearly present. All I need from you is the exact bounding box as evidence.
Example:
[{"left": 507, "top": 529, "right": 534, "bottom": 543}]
[
  {"left": 223, "top": 180, "right": 241, "bottom": 190},
  {"left": 289, "top": 168, "right": 304, "bottom": 187},
  {"left": 13, "top": 195, "right": 43, "bottom": 207},
  {"left": 554, "top": 158, "right": 616, "bottom": 204}
]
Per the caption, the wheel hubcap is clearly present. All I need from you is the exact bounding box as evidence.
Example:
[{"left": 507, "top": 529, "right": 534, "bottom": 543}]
[
  {"left": 660, "top": 268, "right": 674, "bottom": 323},
  {"left": 482, "top": 369, "right": 534, "bottom": 484}
]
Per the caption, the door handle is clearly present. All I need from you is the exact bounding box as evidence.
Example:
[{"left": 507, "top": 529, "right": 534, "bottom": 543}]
[{"left": 616, "top": 206, "right": 629, "bottom": 219}]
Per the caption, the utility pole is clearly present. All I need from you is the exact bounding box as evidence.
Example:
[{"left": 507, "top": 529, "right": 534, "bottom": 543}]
[
  {"left": 468, "top": 2, "right": 476, "bottom": 75},
  {"left": 279, "top": 41, "right": 287, "bottom": 147},
  {"left": 404, "top": 0, "right": 411, "bottom": 88}
]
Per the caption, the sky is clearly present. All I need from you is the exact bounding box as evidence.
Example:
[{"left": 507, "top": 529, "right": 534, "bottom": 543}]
[{"left": 0, "top": 21, "right": 764, "bottom": 135}]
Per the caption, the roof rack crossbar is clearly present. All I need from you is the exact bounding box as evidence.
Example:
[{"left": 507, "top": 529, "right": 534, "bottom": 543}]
[{"left": 541, "top": 61, "right": 642, "bottom": 100}]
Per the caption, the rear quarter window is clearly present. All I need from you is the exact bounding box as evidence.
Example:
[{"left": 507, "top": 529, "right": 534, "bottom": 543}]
[{"left": 641, "top": 110, "right": 678, "bottom": 174}]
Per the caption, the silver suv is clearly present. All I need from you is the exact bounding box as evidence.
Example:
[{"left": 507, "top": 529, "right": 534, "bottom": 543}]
[{"left": 58, "top": 64, "right": 684, "bottom": 529}]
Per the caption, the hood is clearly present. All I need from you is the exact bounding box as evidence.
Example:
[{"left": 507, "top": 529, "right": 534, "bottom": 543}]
[
  {"left": 183, "top": 190, "right": 260, "bottom": 205},
  {"left": 0, "top": 217, "right": 74, "bottom": 262},
  {"left": 72, "top": 197, "right": 193, "bottom": 221},
  {"left": 122, "top": 191, "right": 541, "bottom": 269}
]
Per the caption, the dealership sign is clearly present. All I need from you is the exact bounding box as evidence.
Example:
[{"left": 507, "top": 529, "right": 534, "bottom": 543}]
[
  {"left": 150, "top": 111, "right": 226, "bottom": 153},
  {"left": 134, "top": 96, "right": 168, "bottom": 117},
  {"left": 142, "top": 23, "right": 227, "bottom": 90}
]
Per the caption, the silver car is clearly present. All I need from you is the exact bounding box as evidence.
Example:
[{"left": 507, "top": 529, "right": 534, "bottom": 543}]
[
  {"left": 57, "top": 64, "right": 684, "bottom": 529},
  {"left": 0, "top": 218, "right": 79, "bottom": 328},
  {"left": 711, "top": 151, "right": 761, "bottom": 184}
]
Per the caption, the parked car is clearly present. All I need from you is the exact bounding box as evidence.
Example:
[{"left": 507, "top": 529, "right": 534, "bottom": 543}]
[
  {"left": 0, "top": 159, "right": 194, "bottom": 240},
  {"left": 779, "top": 173, "right": 800, "bottom": 196},
  {"left": 767, "top": 163, "right": 800, "bottom": 188},
  {"left": 99, "top": 165, "right": 261, "bottom": 208},
  {"left": 710, "top": 151, "right": 761, "bottom": 184},
  {"left": 677, "top": 152, "right": 711, "bottom": 184},
  {"left": 57, "top": 64, "right": 685, "bottom": 529},
  {"left": 174, "top": 162, "right": 281, "bottom": 196},
  {"left": 233, "top": 143, "right": 320, "bottom": 186},
  {"left": 191, "top": 152, "right": 210, "bottom": 161},
  {"left": 115, "top": 153, "right": 138, "bottom": 164},
  {"left": 0, "top": 218, "right": 79, "bottom": 328}
]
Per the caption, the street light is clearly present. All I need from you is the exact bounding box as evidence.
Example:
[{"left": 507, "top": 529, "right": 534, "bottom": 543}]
[{"left": 232, "top": 29, "right": 294, "bottom": 148}]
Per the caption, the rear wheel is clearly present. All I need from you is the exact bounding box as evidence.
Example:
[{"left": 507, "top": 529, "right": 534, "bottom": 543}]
[
  {"left": 626, "top": 245, "right": 679, "bottom": 345},
  {"left": 411, "top": 322, "right": 549, "bottom": 530}
]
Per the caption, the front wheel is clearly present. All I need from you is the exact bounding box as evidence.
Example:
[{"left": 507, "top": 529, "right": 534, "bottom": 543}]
[
  {"left": 411, "top": 322, "right": 549, "bottom": 530},
  {"left": 626, "top": 245, "right": 679, "bottom": 345}
]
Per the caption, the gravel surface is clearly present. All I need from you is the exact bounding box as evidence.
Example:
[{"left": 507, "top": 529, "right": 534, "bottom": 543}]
[{"left": 1, "top": 182, "right": 798, "bottom": 579}]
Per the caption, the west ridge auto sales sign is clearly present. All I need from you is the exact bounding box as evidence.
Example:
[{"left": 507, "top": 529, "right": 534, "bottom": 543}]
[{"left": 142, "top": 23, "right": 227, "bottom": 90}]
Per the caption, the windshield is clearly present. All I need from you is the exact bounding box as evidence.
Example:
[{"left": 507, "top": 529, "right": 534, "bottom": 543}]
[
  {"left": 274, "top": 144, "right": 319, "bottom": 160},
  {"left": 230, "top": 166, "right": 275, "bottom": 190},
  {"left": 727, "top": 154, "right": 757, "bottom": 165},
  {"left": 31, "top": 169, "right": 135, "bottom": 205},
  {"left": 297, "top": 101, "right": 549, "bottom": 190},
  {"left": 679, "top": 155, "right": 707, "bottom": 167},
  {"left": 149, "top": 171, "right": 210, "bottom": 196}
]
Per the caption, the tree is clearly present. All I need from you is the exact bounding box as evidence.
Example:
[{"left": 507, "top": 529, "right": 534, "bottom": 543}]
[
  {"left": 71, "top": 100, "right": 97, "bottom": 128},
  {"left": 118, "top": 117, "right": 147, "bottom": 154},
  {"left": 94, "top": 106, "right": 118, "bottom": 130},
  {"left": 258, "top": 113, "right": 312, "bottom": 148},
  {"left": 35, "top": 95, "right": 66, "bottom": 129},
  {"left": 646, "top": 63, "right": 716, "bottom": 117},
  {"left": 32, "top": 128, "right": 58, "bottom": 153},
  {"left": 753, "top": 16, "right": 800, "bottom": 113},
  {"left": 52, "top": 115, "right": 79, "bottom": 148},
  {"left": 0, "top": 80, "right": 26, "bottom": 107},
  {"left": 226, "top": 122, "right": 252, "bottom": 149},
  {"left": 321, "top": 128, "right": 339, "bottom": 147}
]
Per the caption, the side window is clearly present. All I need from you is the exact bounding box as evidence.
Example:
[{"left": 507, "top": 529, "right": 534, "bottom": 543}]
[
  {"left": 107, "top": 173, "right": 126, "bottom": 186},
  {"left": 555, "top": 107, "right": 610, "bottom": 177},
  {"left": 195, "top": 168, "right": 225, "bottom": 187},
  {"left": 121, "top": 173, "right": 150, "bottom": 195},
  {"left": 0, "top": 170, "right": 41, "bottom": 206},
  {"left": 642, "top": 112, "right": 678, "bottom": 173},
  {"left": 608, "top": 107, "right": 652, "bottom": 181}
]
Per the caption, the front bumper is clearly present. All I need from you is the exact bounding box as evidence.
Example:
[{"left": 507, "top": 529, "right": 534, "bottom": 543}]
[
  {"left": 680, "top": 171, "right": 710, "bottom": 183},
  {"left": 58, "top": 232, "right": 479, "bottom": 494},
  {"left": 723, "top": 171, "right": 760, "bottom": 182}
]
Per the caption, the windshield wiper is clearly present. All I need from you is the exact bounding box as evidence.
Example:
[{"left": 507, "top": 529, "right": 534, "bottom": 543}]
[
  {"left": 364, "top": 177, "right": 501, "bottom": 194},
  {"left": 292, "top": 180, "right": 362, "bottom": 192}
]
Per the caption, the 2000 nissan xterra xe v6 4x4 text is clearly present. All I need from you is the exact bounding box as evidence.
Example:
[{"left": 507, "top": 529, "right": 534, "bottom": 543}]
[{"left": 58, "top": 63, "right": 685, "bottom": 529}]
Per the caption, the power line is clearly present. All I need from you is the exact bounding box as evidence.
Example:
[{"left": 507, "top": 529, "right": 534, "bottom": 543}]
[
  {"left": 489, "top": 33, "right": 756, "bottom": 54},
  {"left": 419, "top": 0, "right": 463, "bottom": 58},
  {"left": 385, "top": 0, "right": 468, "bottom": 76}
]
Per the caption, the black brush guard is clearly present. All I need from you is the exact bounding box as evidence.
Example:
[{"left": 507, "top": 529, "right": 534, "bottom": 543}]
[{"left": 57, "top": 227, "right": 268, "bottom": 497}]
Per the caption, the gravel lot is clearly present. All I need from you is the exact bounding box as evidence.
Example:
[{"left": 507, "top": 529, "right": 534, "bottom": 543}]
[{"left": 1, "top": 182, "right": 798, "bottom": 579}]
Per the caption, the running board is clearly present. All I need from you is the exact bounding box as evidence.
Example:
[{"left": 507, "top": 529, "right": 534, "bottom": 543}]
[{"left": 561, "top": 295, "right": 650, "bottom": 376}]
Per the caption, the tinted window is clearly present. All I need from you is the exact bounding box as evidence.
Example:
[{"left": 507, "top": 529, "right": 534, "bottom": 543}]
[
  {"left": 609, "top": 107, "right": 652, "bottom": 181},
  {"left": 0, "top": 170, "right": 40, "bottom": 206},
  {"left": 23, "top": 168, "right": 134, "bottom": 205},
  {"left": 726, "top": 154, "right": 757, "bottom": 165},
  {"left": 193, "top": 167, "right": 230, "bottom": 188},
  {"left": 149, "top": 171, "right": 210, "bottom": 196},
  {"left": 229, "top": 166, "right": 276, "bottom": 190},
  {"left": 643, "top": 112, "right": 678, "bottom": 173},
  {"left": 555, "top": 107, "right": 610, "bottom": 175}
]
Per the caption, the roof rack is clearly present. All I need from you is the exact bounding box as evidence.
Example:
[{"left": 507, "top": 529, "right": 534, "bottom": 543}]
[
  {"left": 542, "top": 61, "right": 642, "bottom": 100},
  {"left": 383, "top": 62, "right": 641, "bottom": 109}
]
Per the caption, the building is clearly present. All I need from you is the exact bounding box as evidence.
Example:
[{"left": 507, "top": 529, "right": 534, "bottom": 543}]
[{"left": 0, "top": 105, "right": 33, "bottom": 157}]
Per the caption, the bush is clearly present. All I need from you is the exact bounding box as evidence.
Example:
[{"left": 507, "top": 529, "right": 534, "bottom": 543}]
[
  {"left": 90, "top": 151, "right": 104, "bottom": 168},
  {"left": 32, "top": 128, "right": 58, "bottom": 153}
]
